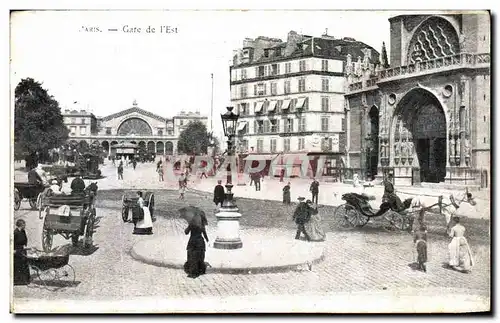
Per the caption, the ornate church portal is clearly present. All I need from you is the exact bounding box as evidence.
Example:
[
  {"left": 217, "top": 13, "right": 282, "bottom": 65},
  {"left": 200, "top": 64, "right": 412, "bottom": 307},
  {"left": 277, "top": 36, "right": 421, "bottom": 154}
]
[{"left": 391, "top": 88, "right": 447, "bottom": 183}]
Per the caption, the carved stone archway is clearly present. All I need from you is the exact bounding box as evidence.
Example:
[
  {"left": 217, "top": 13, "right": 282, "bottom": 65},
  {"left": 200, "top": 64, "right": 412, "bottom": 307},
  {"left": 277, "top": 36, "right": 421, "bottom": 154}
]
[{"left": 392, "top": 88, "right": 447, "bottom": 183}]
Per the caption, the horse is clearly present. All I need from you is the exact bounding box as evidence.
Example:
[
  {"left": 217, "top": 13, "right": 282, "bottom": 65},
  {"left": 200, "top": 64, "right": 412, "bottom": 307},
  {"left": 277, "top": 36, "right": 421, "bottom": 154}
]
[
  {"left": 402, "top": 188, "right": 476, "bottom": 234},
  {"left": 85, "top": 182, "right": 98, "bottom": 196}
]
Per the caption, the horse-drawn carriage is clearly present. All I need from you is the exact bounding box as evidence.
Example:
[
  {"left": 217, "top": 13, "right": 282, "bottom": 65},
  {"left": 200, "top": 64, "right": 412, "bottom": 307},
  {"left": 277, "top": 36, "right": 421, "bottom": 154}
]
[
  {"left": 66, "top": 152, "right": 102, "bottom": 179},
  {"left": 332, "top": 188, "right": 477, "bottom": 233},
  {"left": 13, "top": 182, "right": 45, "bottom": 210},
  {"left": 333, "top": 193, "right": 416, "bottom": 231},
  {"left": 38, "top": 184, "right": 98, "bottom": 251},
  {"left": 121, "top": 192, "right": 155, "bottom": 222}
]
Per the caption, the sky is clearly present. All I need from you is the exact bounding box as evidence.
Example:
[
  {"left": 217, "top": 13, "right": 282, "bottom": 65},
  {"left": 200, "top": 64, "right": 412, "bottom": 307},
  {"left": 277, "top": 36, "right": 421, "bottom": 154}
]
[{"left": 10, "top": 10, "right": 408, "bottom": 136}]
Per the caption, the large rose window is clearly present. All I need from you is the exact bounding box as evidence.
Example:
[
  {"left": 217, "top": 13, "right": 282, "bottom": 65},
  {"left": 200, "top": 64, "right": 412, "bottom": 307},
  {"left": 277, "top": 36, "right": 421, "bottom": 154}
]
[
  {"left": 407, "top": 17, "right": 460, "bottom": 64},
  {"left": 117, "top": 118, "right": 153, "bottom": 136}
]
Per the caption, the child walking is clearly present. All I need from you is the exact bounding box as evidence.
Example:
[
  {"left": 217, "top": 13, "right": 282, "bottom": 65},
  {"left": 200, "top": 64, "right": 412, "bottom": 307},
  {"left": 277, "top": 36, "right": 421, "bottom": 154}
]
[{"left": 413, "top": 223, "right": 428, "bottom": 272}]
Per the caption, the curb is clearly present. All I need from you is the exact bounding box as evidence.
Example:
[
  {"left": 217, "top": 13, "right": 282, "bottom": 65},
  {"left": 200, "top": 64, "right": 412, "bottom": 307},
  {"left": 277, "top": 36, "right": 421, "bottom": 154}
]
[{"left": 129, "top": 242, "right": 325, "bottom": 274}]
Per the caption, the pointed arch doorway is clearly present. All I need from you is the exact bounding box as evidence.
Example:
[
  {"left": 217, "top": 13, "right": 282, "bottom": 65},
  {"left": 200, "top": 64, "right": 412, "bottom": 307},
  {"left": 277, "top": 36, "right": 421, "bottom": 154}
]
[{"left": 393, "top": 88, "right": 447, "bottom": 184}]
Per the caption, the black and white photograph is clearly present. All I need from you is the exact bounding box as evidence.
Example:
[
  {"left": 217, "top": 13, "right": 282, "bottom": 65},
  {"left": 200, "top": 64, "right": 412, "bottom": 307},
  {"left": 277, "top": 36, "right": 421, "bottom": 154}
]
[{"left": 9, "top": 7, "right": 491, "bottom": 313}]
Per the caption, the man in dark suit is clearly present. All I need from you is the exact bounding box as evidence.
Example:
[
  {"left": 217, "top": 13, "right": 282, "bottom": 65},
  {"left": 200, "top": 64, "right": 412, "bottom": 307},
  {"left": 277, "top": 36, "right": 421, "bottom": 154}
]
[
  {"left": 213, "top": 180, "right": 225, "bottom": 207},
  {"left": 293, "top": 197, "right": 311, "bottom": 241},
  {"left": 310, "top": 178, "right": 320, "bottom": 205}
]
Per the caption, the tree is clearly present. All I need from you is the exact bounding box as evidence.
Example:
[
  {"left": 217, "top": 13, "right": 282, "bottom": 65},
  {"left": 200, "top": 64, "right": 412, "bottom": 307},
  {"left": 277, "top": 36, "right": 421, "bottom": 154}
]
[
  {"left": 14, "top": 78, "right": 69, "bottom": 161},
  {"left": 177, "top": 121, "right": 210, "bottom": 155}
]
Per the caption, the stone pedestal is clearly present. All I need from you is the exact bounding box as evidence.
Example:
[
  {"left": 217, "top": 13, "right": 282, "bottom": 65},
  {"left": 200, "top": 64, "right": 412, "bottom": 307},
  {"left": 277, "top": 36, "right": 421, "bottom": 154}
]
[{"left": 213, "top": 185, "right": 243, "bottom": 250}]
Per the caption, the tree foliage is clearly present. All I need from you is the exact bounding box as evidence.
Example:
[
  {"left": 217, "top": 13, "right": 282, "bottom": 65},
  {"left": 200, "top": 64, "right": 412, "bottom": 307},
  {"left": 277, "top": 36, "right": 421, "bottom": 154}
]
[
  {"left": 14, "top": 78, "right": 69, "bottom": 157},
  {"left": 177, "top": 121, "right": 209, "bottom": 154}
]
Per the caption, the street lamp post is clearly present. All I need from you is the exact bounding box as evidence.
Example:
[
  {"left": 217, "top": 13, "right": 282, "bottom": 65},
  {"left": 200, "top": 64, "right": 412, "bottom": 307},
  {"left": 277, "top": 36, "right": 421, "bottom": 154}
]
[
  {"left": 214, "top": 106, "right": 242, "bottom": 250},
  {"left": 221, "top": 106, "right": 239, "bottom": 185}
]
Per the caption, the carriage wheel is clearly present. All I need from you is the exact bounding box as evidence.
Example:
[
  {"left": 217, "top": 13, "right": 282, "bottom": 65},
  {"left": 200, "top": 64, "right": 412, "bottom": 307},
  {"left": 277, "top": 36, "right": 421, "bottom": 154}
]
[
  {"left": 332, "top": 204, "right": 364, "bottom": 229},
  {"left": 14, "top": 191, "right": 21, "bottom": 211},
  {"left": 32, "top": 266, "right": 55, "bottom": 289},
  {"left": 386, "top": 211, "right": 405, "bottom": 231},
  {"left": 36, "top": 193, "right": 43, "bottom": 209},
  {"left": 56, "top": 264, "right": 76, "bottom": 286},
  {"left": 42, "top": 228, "right": 53, "bottom": 252},
  {"left": 344, "top": 205, "right": 369, "bottom": 228},
  {"left": 122, "top": 206, "right": 129, "bottom": 222}
]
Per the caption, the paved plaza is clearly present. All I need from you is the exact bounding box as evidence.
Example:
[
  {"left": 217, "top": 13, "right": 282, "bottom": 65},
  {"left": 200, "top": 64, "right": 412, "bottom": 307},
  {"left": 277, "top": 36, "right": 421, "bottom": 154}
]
[{"left": 12, "top": 160, "right": 491, "bottom": 313}]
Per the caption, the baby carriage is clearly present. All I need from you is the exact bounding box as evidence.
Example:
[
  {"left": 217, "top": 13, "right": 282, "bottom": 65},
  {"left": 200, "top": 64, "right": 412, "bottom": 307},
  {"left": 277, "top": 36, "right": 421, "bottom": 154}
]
[{"left": 25, "top": 246, "right": 75, "bottom": 289}]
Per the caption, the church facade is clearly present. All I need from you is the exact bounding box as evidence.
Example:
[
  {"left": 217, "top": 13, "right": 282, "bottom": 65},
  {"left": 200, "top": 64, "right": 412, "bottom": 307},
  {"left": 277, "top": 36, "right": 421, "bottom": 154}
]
[
  {"left": 62, "top": 100, "right": 208, "bottom": 157},
  {"left": 344, "top": 13, "right": 490, "bottom": 187}
]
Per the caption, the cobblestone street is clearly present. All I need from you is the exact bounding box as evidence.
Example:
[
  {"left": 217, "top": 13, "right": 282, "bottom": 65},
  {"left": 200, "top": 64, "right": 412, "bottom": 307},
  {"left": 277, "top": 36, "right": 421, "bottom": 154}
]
[{"left": 12, "top": 162, "right": 491, "bottom": 312}]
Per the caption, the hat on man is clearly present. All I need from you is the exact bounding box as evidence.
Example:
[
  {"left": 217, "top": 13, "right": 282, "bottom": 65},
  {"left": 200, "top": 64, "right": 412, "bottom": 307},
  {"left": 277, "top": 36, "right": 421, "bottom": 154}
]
[{"left": 297, "top": 197, "right": 305, "bottom": 202}]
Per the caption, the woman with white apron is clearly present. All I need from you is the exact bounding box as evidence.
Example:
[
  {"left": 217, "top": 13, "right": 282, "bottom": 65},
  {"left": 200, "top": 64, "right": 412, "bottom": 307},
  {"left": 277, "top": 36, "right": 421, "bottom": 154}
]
[
  {"left": 133, "top": 191, "right": 153, "bottom": 235},
  {"left": 448, "top": 216, "right": 474, "bottom": 273}
]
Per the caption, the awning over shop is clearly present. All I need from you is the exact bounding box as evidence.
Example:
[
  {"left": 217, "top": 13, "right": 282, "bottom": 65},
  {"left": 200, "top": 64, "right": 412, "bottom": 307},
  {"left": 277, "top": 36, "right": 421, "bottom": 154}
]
[
  {"left": 271, "top": 153, "right": 313, "bottom": 178},
  {"left": 254, "top": 101, "right": 264, "bottom": 113},
  {"left": 267, "top": 101, "right": 277, "bottom": 112},
  {"left": 237, "top": 122, "right": 247, "bottom": 131},
  {"left": 243, "top": 154, "right": 277, "bottom": 161},
  {"left": 281, "top": 99, "right": 291, "bottom": 110},
  {"left": 276, "top": 153, "right": 310, "bottom": 166},
  {"left": 296, "top": 98, "right": 306, "bottom": 109}
]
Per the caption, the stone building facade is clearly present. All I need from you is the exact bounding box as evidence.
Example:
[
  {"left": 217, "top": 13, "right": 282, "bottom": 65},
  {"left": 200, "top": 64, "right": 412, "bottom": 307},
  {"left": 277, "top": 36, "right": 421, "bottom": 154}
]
[
  {"left": 345, "top": 13, "right": 490, "bottom": 187},
  {"left": 62, "top": 100, "right": 208, "bottom": 157},
  {"left": 230, "top": 31, "right": 379, "bottom": 177}
]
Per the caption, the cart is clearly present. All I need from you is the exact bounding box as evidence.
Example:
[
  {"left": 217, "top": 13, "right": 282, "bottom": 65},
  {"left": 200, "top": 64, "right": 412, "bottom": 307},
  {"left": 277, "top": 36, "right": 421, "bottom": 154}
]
[
  {"left": 39, "top": 194, "right": 96, "bottom": 251},
  {"left": 14, "top": 182, "right": 45, "bottom": 211},
  {"left": 25, "top": 247, "right": 75, "bottom": 288},
  {"left": 121, "top": 192, "right": 155, "bottom": 222},
  {"left": 332, "top": 192, "right": 417, "bottom": 231}
]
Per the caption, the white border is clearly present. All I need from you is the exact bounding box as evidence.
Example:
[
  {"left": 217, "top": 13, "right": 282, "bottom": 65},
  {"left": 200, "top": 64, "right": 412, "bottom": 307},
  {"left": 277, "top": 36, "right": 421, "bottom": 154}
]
[{"left": 3, "top": 0, "right": 497, "bottom": 320}]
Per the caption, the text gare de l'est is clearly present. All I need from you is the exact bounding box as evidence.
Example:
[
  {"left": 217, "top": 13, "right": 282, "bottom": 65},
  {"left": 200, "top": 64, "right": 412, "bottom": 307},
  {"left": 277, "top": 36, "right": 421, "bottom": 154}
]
[
  {"left": 122, "top": 25, "right": 179, "bottom": 33},
  {"left": 80, "top": 25, "right": 178, "bottom": 33}
]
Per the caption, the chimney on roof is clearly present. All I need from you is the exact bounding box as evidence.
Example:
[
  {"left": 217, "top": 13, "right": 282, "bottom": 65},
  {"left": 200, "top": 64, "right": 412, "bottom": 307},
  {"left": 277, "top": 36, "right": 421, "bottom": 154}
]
[
  {"left": 80, "top": 110, "right": 86, "bottom": 113},
  {"left": 65, "top": 109, "right": 70, "bottom": 113}
]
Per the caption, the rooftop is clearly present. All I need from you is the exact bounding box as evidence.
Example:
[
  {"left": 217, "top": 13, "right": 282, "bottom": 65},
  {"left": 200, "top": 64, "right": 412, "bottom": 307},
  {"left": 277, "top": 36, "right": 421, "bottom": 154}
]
[{"left": 233, "top": 31, "right": 379, "bottom": 67}]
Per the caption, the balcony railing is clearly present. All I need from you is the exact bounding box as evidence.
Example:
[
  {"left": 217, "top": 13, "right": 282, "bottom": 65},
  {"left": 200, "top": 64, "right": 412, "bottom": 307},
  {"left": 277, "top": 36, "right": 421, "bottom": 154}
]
[{"left": 347, "top": 53, "right": 490, "bottom": 94}]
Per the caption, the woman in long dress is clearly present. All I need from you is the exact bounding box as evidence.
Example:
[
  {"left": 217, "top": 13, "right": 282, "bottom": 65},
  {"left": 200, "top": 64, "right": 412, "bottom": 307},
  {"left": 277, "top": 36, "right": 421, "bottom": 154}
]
[
  {"left": 304, "top": 200, "right": 326, "bottom": 242},
  {"left": 14, "top": 219, "right": 30, "bottom": 285},
  {"left": 448, "top": 216, "right": 474, "bottom": 273},
  {"left": 184, "top": 211, "right": 209, "bottom": 278},
  {"left": 133, "top": 191, "right": 153, "bottom": 235},
  {"left": 282, "top": 182, "right": 291, "bottom": 204}
]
